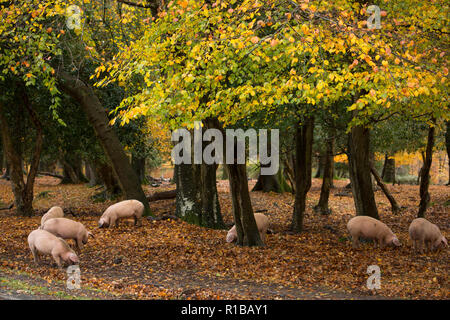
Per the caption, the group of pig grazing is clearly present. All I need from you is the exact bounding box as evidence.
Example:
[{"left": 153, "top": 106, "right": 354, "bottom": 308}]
[
  {"left": 346, "top": 216, "right": 447, "bottom": 252},
  {"left": 225, "top": 213, "right": 447, "bottom": 254},
  {"left": 27, "top": 199, "right": 445, "bottom": 268},
  {"left": 27, "top": 200, "right": 145, "bottom": 269}
]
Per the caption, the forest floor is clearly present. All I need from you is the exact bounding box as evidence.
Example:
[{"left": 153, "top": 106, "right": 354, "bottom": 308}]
[{"left": 0, "top": 177, "right": 448, "bottom": 300}]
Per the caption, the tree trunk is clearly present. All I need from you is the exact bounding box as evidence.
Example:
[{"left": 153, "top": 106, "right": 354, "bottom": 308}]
[
  {"left": 382, "top": 154, "right": 396, "bottom": 184},
  {"left": 131, "top": 155, "right": 146, "bottom": 184},
  {"left": 148, "top": 189, "right": 176, "bottom": 201},
  {"left": 37, "top": 171, "right": 64, "bottom": 180},
  {"left": 226, "top": 162, "right": 263, "bottom": 246},
  {"left": 87, "top": 161, "right": 100, "bottom": 186},
  {"left": 209, "top": 119, "right": 262, "bottom": 245},
  {"left": 85, "top": 161, "right": 91, "bottom": 181},
  {"left": 174, "top": 163, "right": 203, "bottom": 224},
  {"left": 0, "top": 89, "right": 43, "bottom": 217},
  {"left": 73, "top": 158, "right": 88, "bottom": 183},
  {"left": 381, "top": 153, "right": 387, "bottom": 180},
  {"left": 252, "top": 166, "right": 281, "bottom": 193},
  {"left": 283, "top": 153, "right": 296, "bottom": 194},
  {"left": 200, "top": 162, "right": 224, "bottom": 228},
  {"left": 315, "top": 130, "right": 334, "bottom": 215},
  {"left": 174, "top": 119, "right": 224, "bottom": 229},
  {"left": 445, "top": 120, "right": 450, "bottom": 186},
  {"left": 347, "top": 123, "right": 379, "bottom": 219},
  {"left": 370, "top": 164, "right": 401, "bottom": 213},
  {"left": 60, "top": 157, "right": 80, "bottom": 184},
  {"left": 58, "top": 71, "right": 151, "bottom": 216},
  {"left": 97, "top": 163, "right": 121, "bottom": 197},
  {"left": 418, "top": 123, "right": 435, "bottom": 218},
  {"left": 291, "top": 117, "right": 314, "bottom": 232},
  {"left": 1, "top": 152, "right": 10, "bottom": 179},
  {"left": 314, "top": 153, "right": 325, "bottom": 178}
]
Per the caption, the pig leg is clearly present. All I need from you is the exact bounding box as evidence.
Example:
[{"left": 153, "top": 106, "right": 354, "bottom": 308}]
[
  {"left": 52, "top": 253, "right": 63, "bottom": 269},
  {"left": 76, "top": 238, "right": 84, "bottom": 252},
  {"left": 417, "top": 240, "right": 424, "bottom": 254},
  {"left": 351, "top": 235, "right": 360, "bottom": 249},
  {"left": 259, "top": 232, "right": 265, "bottom": 244},
  {"left": 426, "top": 241, "right": 432, "bottom": 253},
  {"left": 29, "top": 245, "right": 39, "bottom": 264},
  {"left": 373, "top": 240, "right": 378, "bottom": 249},
  {"left": 134, "top": 215, "right": 142, "bottom": 227},
  {"left": 109, "top": 216, "right": 117, "bottom": 228}
]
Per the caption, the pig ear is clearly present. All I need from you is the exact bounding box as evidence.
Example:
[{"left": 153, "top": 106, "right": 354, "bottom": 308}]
[
  {"left": 98, "top": 220, "right": 104, "bottom": 228},
  {"left": 442, "top": 237, "right": 448, "bottom": 246}
]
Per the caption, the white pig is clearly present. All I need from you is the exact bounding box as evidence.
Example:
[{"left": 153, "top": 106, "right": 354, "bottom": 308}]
[
  {"left": 42, "top": 218, "right": 94, "bottom": 251},
  {"left": 98, "top": 199, "right": 144, "bottom": 228},
  {"left": 40, "top": 206, "right": 64, "bottom": 227},
  {"left": 226, "top": 213, "right": 269, "bottom": 244},
  {"left": 27, "top": 229, "right": 79, "bottom": 268},
  {"left": 409, "top": 218, "right": 447, "bottom": 253},
  {"left": 347, "top": 216, "right": 401, "bottom": 249}
]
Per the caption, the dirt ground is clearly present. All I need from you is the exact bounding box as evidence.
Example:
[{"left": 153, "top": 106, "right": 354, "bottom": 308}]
[{"left": 0, "top": 177, "right": 448, "bottom": 299}]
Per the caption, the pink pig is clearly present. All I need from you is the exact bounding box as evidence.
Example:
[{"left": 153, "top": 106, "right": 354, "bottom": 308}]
[
  {"left": 98, "top": 200, "right": 144, "bottom": 228},
  {"left": 347, "top": 216, "right": 401, "bottom": 249},
  {"left": 226, "top": 213, "right": 269, "bottom": 244},
  {"left": 40, "top": 206, "right": 64, "bottom": 227},
  {"left": 409, "top": 218, "right": 447, "bottom": 253},
  {"left": 28, "top": 229, "right": 79, "bottom": 268},
  {"left": 42, "top": 218, "right": 94, "bottom": 251}
]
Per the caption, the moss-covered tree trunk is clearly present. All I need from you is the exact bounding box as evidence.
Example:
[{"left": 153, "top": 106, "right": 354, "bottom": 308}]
[
  {"left": 174, "top": 162, "right": 224, "bottom": 228},
  {"left": 174, "top": 119, "right": 224, "bottom": 229}
]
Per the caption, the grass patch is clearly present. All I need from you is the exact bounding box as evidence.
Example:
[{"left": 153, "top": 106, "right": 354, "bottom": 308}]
[
  {"left": 0, "top": 277, "right": 90, "bottom": 300},
  {"left": 0, "top": 267, "right": 113, "bottom": 299}
]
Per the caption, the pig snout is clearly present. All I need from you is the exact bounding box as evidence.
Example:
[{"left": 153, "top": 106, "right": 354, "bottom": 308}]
[
  {"left": 98, "top": 219, "right": 108, "bottom": 228},
  {"left": 68, "top": 252, "right": 79, "bottom": 265},
  {"left": 226, "top": 231, "right": 237, "bottom": 243},
  {"left": 392, "top": 237, "right": 401, "bottom": 247},
  {"left": 436, "top": 236, "right": 448, "bottom": 249}
]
